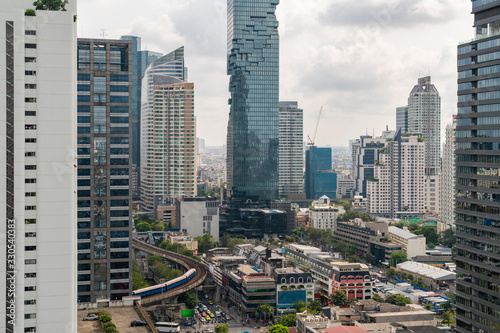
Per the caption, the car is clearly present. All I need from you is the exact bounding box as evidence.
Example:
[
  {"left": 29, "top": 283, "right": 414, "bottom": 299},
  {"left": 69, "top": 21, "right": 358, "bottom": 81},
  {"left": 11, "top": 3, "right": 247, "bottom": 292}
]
[
  {"left": 202, "top": 305, "right": 208, "bottom": 310},
  {"left": 201, "top": 312, "right": 207, "bottom": 317},
  {"left": 209, "top": 313, "right": 215, "bottom": 318},
  {"left": 208, "top": 301, "right": 214, "bottom": 305},
  {"left": 221, "top": 312, "right": 226, "bottom": 317},
  {"left": 201, "top": 318, "right": 207, "bottom": 324},
  {"left": 242, "top": 331, "right": 251, "bottom": 333},
  {"left": 130, "top": 320, "right": 147, "bottom": 327},
  {"left": 83, "top": 314, "right": 99, "bottom": 321},
  {"left": 226, "top": 315, "right": 231, "bottom": 321}
]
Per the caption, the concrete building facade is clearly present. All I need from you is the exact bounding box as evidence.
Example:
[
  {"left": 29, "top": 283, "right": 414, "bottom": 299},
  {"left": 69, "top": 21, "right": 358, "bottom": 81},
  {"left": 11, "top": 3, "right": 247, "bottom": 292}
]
[
  {"left": 279, "top": 101, "right": 304, "bottom": 198},
  {"left": 309, "top": 196, "right": 345, "bottom": 231},
  {"left": 388, "top": 226, "right": 426, "bottom": 259},
  {"left": 438, "top": 117, "right": 456, "bottom": 232},
  {"left": 0, "top": 1, "right": 78, "bottom": 331},
  {"left": 176, "top": 197, "right": 219, "bottom": 242}
]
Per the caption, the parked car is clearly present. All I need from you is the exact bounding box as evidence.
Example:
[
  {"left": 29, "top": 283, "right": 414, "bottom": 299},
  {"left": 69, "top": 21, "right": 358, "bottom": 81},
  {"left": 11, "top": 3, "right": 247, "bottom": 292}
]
[
  {"left": 130, "top": 320, "right": 147, "bottom": 327},
  {"left": 226, "top": 315, "right": 231, "bottom": 321},
  {"left": 208, "top": 301, "right": 214, "bottom": 305},
  {"left": 83, "top": 314, "right": 99, "bottom": 321}
]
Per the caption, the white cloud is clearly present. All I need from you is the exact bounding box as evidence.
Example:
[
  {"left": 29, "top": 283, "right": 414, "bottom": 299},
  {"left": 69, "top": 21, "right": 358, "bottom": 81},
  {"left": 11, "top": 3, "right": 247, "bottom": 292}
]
[{"left": 78, "top": 0, "right": 472, "bottom": 147}]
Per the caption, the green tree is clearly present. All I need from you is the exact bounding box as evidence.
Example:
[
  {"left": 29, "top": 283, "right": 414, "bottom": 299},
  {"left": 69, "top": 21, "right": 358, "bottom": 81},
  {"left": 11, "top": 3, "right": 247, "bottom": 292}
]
[
  {"left": 307, "top": 299, "right": 323, "bottom": 314},
  {"left": 270, "top": 324, "right": 289, "bottom": 333},
  {"left": 277, "top": 313, "right": 297, "bottom": 327},
  {"left": 291, "top": 226, "right": 304, "bottom": 239},
  {"left": 102, "top": 322, "right": 118, "bottom": 333},
  {"left": 329, "top": 290, "right": 349, "bottom": 306},
  {"left": 441, "top": 301, "right": 453, "bottom": 311},
  {"left": 439, "top": 229, "right": 456, "bottom": 248},
  {"left": 179, "top": 291, "right": 199, "bottom": 310},
  {"left": 337, "top": 200, "right": 352, "bottom": 211},
  {"left": 384, "top": 294, "right": 412, "bottom": 306},
  {"left": 215, "top": 323, "right": 229, "bottom": 333},
  {"left": 147, "top": 255, "right": 163, "bottom": 266},
  {"left": 414, "top": 227, "right": 438, "bottom": 245},
  {"left": 136, "top": 221, "right": 152, "bottom": 232},
  {"left": 440, "top": 310, "right": 455, "bottom": 326},
  {"left": 197, "top": 233, "right": 217, "bottom": 253},
  {"left": 98, "top": 311, "right": 112, "bottom": 323},
  {"left": 372, "top": 294, "right": 384, "bottom": 303},
  {"left": 424, "top": 303, "right": 433, "bottom": 310},
  {"left": 25, "top": 9, "right": 36, "bottom": 16},
  {"left": 390, "top": 252, "right": 408, "bottom": 266},
  {"left": 33, "top": 0, "right": 67, "bottom": 10},
  {"left": 132, "top": 264, "right": 149, "bottom": 290},
  {"left": 293, "top": 300, "right": 306, "bottom": 313},
  {"left": 386, "top": 268, "right": 397, "bottom": 279},
  {"left": 256, "top": 304, "right": 275, "bottom": 319}
]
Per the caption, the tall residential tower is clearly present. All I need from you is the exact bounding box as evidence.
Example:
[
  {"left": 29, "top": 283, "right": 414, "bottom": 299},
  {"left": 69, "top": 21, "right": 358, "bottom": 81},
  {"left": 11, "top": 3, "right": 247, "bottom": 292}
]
[
  {"left": 279, "top": 101, "right": 303, "bottom": 198},
  {"left": 407, "top": 76, "right": 441, "bottom": 212},
  {"left": 140, "top": 47, "right": 196, "bottom": 214},
  {"left": 0, "top": 1, "right": 78, "bottom": 331},
  {"left": 455, "top": 1, "right": 500, "bottom": 331},
  {"left": 226, "top": 0, "right": 280, "bottom": 202}
]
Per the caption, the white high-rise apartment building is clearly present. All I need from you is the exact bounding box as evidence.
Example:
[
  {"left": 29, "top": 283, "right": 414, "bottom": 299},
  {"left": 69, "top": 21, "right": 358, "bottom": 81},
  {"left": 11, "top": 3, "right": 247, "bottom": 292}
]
[
  {"left": 0, "top": 1, "right": 77, "bottom": 331},
  {"left": 279, "top": 101, "right": 303, "bottom": 198},
  {"left": 367, "top": 133, "right": 426, "bottom": 218},
  {"left": 141, "top": 47, "right": 197, "bottom": 213},
  {"left": 439, "top": 117, "right": 456, "bottom": 232},
  {"left": 407, "top": 76, "right": 441, "bottom": 213},
  {"left": 309, "top": 195, "right": 345, "bottom": 232}
]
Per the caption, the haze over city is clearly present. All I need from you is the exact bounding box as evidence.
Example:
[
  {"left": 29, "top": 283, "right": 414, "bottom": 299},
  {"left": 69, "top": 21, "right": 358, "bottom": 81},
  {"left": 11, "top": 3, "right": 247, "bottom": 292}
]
[{"left": 78, "top": 0, "right": 471, "bottom": 146}]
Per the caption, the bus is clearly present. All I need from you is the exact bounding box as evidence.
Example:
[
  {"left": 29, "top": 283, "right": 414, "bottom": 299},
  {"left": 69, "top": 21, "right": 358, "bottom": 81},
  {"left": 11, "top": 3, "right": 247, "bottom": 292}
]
[{"left": 155, "top": 322, "right": 181, "bottom": 333}]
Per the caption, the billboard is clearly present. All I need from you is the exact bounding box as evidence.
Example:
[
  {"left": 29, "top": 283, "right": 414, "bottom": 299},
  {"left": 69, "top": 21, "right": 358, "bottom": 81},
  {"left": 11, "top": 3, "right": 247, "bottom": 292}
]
[{"left": 182, "top": 310, "right": 194, "bottom": 318}]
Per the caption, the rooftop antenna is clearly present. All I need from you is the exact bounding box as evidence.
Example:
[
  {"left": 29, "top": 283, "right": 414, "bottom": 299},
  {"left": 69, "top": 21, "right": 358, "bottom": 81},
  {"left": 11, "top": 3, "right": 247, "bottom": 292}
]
[{"left": 100, "top": 29, "right": 107, "bottom": 39}]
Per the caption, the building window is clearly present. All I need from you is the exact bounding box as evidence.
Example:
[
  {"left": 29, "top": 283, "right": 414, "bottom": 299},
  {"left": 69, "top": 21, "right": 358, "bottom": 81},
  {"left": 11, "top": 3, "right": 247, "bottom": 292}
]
[
  {"left": 25, "top": 233, "right": 36, "bottom": 238},
  {"left": 24, "top": 300, "right": 36, "bottom": 305},
  {"left": 25, "top": 219, "right": 36, "bottom": 224},
  {"left": 25, "top": 246, "right": 36, "bottom": 251},
  {"left": 25, "top": 84, "right": 36, "bottom": 89},
  {"left": 25, "top": 70, "right": 36, "bottom": 76},
  {"left": 25, "top": 192, "right": 36, "bottom": 197},
  {"left": 25, "top": 152, "right": 36, "bottom": 157},
  {"left": 25, "top": 30, "right": 36, "bottom": 35},
  {"left": 24, "top": 43, "right": 36, "bottom": 49},
  {"left": 25, "top": 179, "right": 36, "bottom": 183},
  {"left": 25, "top": 138, "right": 36, "bottom": 143},
  {"left": 25, "top": 111, "right": 36, "bottom": 116},
  {"left": 25, "top": 206, "right": 36, "bottom": 211},
  {"left": 25, "top": 259, "right": 36, "bottom": 265},
  {"left": 25, "top": 97, "right": 36, "bottom": 103},
  {"left": 24, "top": 313, "right": 36, "bottom": 319},
  {"left": 25, "top": 286, "right": 36, "bottom": 291},
  {"left": 25, "top": 125, "right": 36, "bottom": 130},
  {"left": 25, "top": 57, "right": 36, "bottom": 63},
  {"left": 25, "top": 165, "right": 36, "bottom": 170},
  {"left": 24, "top": 273, "right": 36, "bottom": 278}
]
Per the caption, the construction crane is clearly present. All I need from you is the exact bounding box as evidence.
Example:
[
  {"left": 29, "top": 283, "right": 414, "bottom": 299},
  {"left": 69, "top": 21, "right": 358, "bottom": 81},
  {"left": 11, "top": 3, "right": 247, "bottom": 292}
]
[{"left": 307, "top": 106, "right": 323, "bottom": 146}]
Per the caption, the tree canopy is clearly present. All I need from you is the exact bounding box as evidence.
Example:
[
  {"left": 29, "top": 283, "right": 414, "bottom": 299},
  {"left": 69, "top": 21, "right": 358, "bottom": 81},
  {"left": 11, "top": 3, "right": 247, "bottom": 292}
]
[
  {"left": 384, "top": 294, "right": 412, "bottom": 306},
  {"left": 179, "top": 291, "right": 198, "bottom": 310},
  {"left": 136, "top": 221, "right": 152, "bottom": 232},
  {"left": 277, "top": 313, "right": 296, "bottom": 327},
  {"left": 215, "top": 323, "right": 229, "bottom": 333},
  {"left": 270, "top": 325, "right": 289, "bottom": 333},
  {"left": 390, "top": 252, "right": 408, "bottom": 266},
  {"left": 33, "top": 0, "right": 67, "bottom": 10},
  {"left": 439, "top": 229, "right": 456, "bottom": 248},
  {"left": 197, "top": 233, "right": 217, "bottom": 253},
  {"left": 329, "top": 290, "right": 350, "bottom": 306}
]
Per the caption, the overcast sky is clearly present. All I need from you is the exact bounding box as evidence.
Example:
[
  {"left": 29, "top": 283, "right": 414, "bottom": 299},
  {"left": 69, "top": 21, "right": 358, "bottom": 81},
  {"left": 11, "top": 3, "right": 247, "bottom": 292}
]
[{"left": 78, "top": 0, "right": 472, "bottom": 147}]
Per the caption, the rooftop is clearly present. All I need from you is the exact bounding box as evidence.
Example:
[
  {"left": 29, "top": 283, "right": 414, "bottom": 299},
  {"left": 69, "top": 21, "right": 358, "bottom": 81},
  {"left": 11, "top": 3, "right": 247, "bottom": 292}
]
[
  {"left": 397, "top": 261, "right": 456, "bottom": 281},
  {"left": 389, "top": 226, "right": 421, "bottom": 240}
]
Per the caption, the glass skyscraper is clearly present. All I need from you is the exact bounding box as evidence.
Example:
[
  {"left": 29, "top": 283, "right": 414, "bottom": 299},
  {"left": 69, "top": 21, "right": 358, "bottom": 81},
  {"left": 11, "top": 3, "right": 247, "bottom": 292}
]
[
  {"left": 226, "top": 0, "right": 280, "bottom": 202},
  {"left": 120, "top": 36, "right": 162, "bottom": 200},
  {"left": 77, "top": 38, "right": 133, "bottom": 302},
  {"left": 456, "top": 1, "right": 500, "bottom": 331},
  {"left": 305, "top": 146, "right": 337, "bottom": 200}
]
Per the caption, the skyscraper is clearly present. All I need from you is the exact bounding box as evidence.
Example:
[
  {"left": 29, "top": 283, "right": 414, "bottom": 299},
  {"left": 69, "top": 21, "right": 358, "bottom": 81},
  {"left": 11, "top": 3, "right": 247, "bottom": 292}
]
[
  {"left": 305, "top": 146, "right": 337, "bottom": 199},
  {"left": 120, "top": 36, "right": 162, "bottom": 200},
  {"left": 455, "top": 1, "right": 500, "bottom": 331},
  {"left": 141, "top": 47, "right": 196, "bottom": 214},
  {"left": 438, "top": 116, "right": 456, "bottom": 232},
  {"left": 0, "top": 1, "right": 78, "bottom": 331},
  {"left": 279, "top": 101, "right": 304, "bottom": 198},
  {"left": 396, "top": 106, "right": 409, "bottom": 134},
  {"left": 226, "top": 0, "right": 280, "bottom": 202},
  {"left": 407, "top": 76, "right": 441, "bottom": 212},
  {"left": 77, "top": 38, "right": 133, "bottom": 302}
]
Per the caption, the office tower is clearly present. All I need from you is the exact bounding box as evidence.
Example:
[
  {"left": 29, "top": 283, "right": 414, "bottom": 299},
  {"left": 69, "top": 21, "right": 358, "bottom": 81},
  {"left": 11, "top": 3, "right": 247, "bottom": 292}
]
[
  {"left": 353, "top": 130, "right": 395, "bottom": 197},
  {"left": 77, "top": 38, "right": 133, "bottom": 302},
  {"left": 396, "top": 106, "right": 409, "bottom": 134},
  {"left": 455, "top": 1, "right": 500, "bottom": 331},
  {"left": 120, "top": 36, "right": 162, "bottom": 200},
  {"left": 438, "top": 116, "right": 456, "bottom": 232},
  {"left": 141, "top": 47, "right": 196, "bottom": 214},
  {"left": 226, "top": 0, "right": 280, "bottom": 202},
  {"left": 176, "top": 197, "right": 220, "bottom": 242},
  {"left": 305, "top": 146, "right": 337, "bottom": 199},
  {"left": 0, "top": 1, "right": 78, "bottom": 331},
  {"left": 366, "top": 131, "right": 426, "bottom": 218},
  {"left": 407, "top": 76, "right": 441, "bottom": 212},
  {"left": 279, "top": 101, "right": 304, "bottom": 198},
  {"left": 197, "top": 137, "right": 205, "bottom": 154}
]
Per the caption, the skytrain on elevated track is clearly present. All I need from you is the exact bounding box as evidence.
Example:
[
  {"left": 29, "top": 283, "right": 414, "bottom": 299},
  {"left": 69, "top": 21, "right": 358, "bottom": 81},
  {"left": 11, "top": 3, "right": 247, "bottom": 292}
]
[{"left": 132, "top": 268, "right": 197, "bottom": 298}]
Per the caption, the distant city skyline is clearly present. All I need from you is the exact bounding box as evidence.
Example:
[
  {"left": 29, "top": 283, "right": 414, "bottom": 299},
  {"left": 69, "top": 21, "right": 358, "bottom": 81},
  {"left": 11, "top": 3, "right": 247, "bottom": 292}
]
[{"left": 77, "top": 0, "right": 471, "bottom": 147}]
